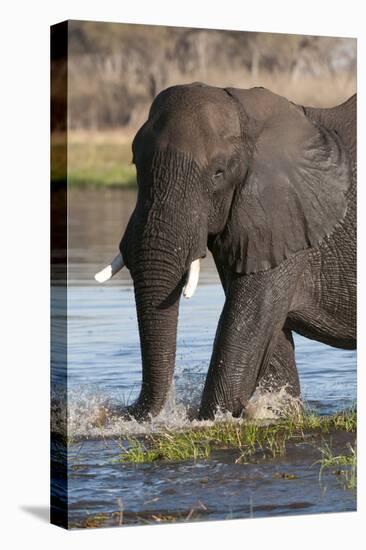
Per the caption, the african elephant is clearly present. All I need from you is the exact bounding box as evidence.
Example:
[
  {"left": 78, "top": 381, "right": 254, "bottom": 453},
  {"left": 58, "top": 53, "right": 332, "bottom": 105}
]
[{"left": 95, "top": 83, "right": 356, "bottom": 421}]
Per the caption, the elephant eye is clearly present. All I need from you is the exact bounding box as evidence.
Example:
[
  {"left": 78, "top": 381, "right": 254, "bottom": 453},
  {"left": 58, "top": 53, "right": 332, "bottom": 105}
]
[{"left": 213, "top": 169, "right": 224, "bottom": 180}]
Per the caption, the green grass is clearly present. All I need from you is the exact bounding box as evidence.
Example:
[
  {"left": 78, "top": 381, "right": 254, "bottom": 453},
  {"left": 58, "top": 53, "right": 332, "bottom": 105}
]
[
  {"left": 119, "top": 433, "right": 211, "bottom": 464},
  {"left": 316, "top": 440, "right": 357, "bottom": 490},
  {"left": 51, "top": 135, "right": 137, "bottom": 187},
  {"left": 300, "top": 408, "right": 357, "bottom": 432},
  {"left": 117, "top": 408, "right": 356, "bottom": 465}
]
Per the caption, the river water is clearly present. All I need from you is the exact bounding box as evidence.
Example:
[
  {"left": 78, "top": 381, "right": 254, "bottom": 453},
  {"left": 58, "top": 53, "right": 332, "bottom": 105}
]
[{"left": 51, "top": 187, "right": 357, "bottom": 528}]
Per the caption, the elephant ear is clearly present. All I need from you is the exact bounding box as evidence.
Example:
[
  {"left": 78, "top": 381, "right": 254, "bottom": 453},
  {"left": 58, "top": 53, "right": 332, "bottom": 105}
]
[{"left": 212, "top": 87, "right": 352, "bottom": 274}]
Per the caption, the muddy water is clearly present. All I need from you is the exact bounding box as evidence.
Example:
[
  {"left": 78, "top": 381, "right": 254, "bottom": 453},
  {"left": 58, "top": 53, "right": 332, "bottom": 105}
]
[{"left": 52, "top": 187, "right": 356, "bottom": 527}]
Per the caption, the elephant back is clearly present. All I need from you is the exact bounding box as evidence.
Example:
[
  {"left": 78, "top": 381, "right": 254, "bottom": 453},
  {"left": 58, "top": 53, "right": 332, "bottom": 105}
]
[{"left": 303, "top": 94, "right": 356, "bottom": 167}]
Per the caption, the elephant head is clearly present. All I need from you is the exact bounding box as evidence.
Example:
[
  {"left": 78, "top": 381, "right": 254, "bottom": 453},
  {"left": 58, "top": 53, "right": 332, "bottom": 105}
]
[{"left": 95, "top": 83, "right": 350, "bottom": 420}]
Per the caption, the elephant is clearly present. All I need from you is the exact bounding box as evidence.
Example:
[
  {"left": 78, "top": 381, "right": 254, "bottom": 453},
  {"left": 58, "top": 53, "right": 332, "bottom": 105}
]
[{"left": 95, "top": 83, "right": 356, "bottom": 421}]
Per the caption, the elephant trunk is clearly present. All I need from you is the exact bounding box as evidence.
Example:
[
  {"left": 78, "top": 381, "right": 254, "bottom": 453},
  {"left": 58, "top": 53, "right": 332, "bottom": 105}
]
[
  {"left": 119, "top": 154, "right": 207, "bottom": 420},
  {"left": 126, "top": 254, "right": 184, "bottom": 420}
]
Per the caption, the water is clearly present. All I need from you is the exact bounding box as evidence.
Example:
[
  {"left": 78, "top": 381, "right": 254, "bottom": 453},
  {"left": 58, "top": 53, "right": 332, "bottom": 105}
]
[
  {"left": 52, "top": 187, "right": 356, "bottom": 528},
  {"left": 65, "top": 431, "right": 355, "bottom": 528}
]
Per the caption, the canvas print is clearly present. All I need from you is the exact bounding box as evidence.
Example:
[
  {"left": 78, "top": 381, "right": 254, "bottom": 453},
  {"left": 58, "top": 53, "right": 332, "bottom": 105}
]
[{"left": 51, "top": 20, "right": 357, "bottom": 529}]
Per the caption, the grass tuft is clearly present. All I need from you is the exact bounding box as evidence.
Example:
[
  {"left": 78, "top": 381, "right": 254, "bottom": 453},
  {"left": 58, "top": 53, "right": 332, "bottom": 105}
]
[
  {"left": 117, "top": 408, "right": 356, "bottom": 466},
  {"left": 119, "top": 432, "right": 211, "bottom": 463},
  {"left": 316, "top": 440, "right": 357, "bottom": 490}
]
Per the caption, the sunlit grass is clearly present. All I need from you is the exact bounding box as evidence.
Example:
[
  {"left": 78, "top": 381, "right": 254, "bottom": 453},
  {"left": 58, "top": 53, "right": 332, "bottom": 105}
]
[
  {"left": 316, "top": 440, "right": 357, "bottom": 490},
  {"left": 117, "top": 408, "right": 356, "bottom": 465},
  {"left": 119, "top": 432, "right": 211, "bottom": 463},
  {"left": 300, "top": 408, "right": 357, "bottom": 433},
  {"left": 51, "top": 132, "right": 136, "bottom": 186}
]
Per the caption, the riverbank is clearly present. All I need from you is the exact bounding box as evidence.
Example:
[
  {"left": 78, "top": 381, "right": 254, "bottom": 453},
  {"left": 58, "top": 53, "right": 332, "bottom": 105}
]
[
  {"left": 51, "top": 70, "right": 356, "bottom": 188},
  {"left": 51, "top": 130, "right": 136, "bottom": 187}
]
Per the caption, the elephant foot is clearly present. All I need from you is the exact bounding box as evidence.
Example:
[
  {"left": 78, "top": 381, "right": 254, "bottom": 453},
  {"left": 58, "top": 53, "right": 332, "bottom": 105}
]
[
  {"left": 198, "top": 398, "right": 246, "bottom": 421},
  {"left": 107, "top": 402, "right": 150, "bottom": 422},
  {"left": 113, "top": 391, "right": 170, "bottom": 422}
]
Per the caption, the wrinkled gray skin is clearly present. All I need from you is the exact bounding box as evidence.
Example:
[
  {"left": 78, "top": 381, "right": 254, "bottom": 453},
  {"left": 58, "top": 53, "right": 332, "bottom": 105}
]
[{"left": 117, "top": 83, "right": 356, "bottom": 420}]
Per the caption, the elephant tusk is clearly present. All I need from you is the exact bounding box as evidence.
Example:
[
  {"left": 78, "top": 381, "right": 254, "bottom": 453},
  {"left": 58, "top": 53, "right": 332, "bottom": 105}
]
[
  {"left": 94, "top": 252, "right": 124, "bottom": 283},
  {"left": 183, "top": 259, "right": 200, "bottom": 299}
]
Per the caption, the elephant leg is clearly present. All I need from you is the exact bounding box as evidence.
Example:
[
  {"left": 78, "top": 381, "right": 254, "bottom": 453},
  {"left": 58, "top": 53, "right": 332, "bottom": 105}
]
[
  {"left": 256, "top": 328, "right": 300, "bottom": 397},
  {"left": 199, "top": 265, "right": 300, "bottom": 419}
]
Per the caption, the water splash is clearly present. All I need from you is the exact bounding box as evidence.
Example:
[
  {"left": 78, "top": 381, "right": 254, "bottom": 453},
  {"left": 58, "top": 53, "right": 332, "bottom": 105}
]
[
  {"left": 246, "top": 384, "right": 303, "bottom": 420},
  {"left": 52, "top": 380, "right": 304, "bottom": 441}
]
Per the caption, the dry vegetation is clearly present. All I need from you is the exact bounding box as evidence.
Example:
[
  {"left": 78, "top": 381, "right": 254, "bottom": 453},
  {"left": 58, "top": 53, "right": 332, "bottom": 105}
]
[{"left": 51, "top": 21, "right": 356, "bottom": 184}]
